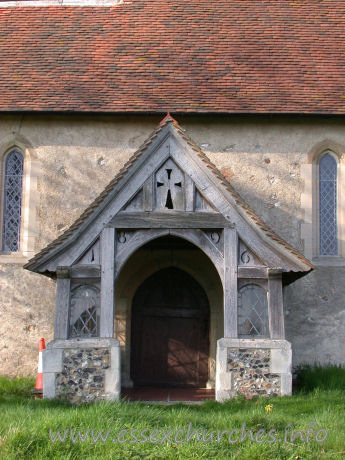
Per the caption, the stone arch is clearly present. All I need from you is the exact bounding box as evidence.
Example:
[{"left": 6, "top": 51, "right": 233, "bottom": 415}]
[{"left": 307, "top": 139, "right": 345, "bottom": 164}]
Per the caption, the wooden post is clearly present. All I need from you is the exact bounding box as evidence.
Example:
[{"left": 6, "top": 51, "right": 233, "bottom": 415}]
[
  {"left": 54, "top": 267, "right": 71, "bottom": 339},
  {"left": 100, "top": 227, "right": 116, "bottom": 338},
  {"left": 185, "top": 174, "right": 195, "bottom": 211},
  {"left": 223, "top": 227, "right": 238, "bottom": 337},
  {"left": 268, "top": 269, "right": 285, "bottom": 339},
  {"left": 143, "top": 176, "right": 153, "bottom": 211}
]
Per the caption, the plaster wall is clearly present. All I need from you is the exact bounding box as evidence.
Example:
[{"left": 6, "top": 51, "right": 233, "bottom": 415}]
[{"left": 0, "top": 113, "right": 344, "bottom": 376}]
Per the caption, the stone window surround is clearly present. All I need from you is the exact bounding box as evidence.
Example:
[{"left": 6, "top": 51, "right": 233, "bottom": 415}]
[
  {"left": 0, "top": 136, "right": 40, "bottom": 264},
  {"left": 301, "top": 140, "right": 345, "bottom": 265}
]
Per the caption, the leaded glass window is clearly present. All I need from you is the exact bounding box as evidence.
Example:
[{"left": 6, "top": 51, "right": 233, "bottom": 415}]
[
  {"left": 2, "top": 149, "right": 24, "bottom": 252},
  {"left": 319, "top": 154, "right": 337, "bottom": 255},
  {"left": 69, "top": 285, "right": 100, "bottom": 337},
  {"left": 238, "top": 284, "right": 269, "bottom": 338}
]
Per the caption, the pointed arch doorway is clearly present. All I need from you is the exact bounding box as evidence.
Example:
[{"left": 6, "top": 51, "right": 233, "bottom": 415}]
[{"left": 130, "top": 267, "right": 210, "bottom": 388}]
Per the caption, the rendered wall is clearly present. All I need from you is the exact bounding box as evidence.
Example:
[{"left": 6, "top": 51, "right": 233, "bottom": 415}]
[{"left": 0, "top": 113, "right": 344, "bottom": 376}]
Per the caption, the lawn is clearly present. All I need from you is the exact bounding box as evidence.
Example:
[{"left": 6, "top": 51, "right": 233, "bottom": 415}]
[{"left": 0, "top": 365, "right": 344, "bottom": 459}]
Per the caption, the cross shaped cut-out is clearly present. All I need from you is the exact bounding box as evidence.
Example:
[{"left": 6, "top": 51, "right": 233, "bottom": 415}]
[{"left": 157, "top": 168, "right": 183, "bottom": 209}]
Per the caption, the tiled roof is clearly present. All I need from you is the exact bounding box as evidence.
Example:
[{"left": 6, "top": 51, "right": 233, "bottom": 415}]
[
  {"left": 1, "top": 1, "right": 345, "bottom": 113},
  {"left": 24, "top": 115, "right": 313, "bottom": 272}
]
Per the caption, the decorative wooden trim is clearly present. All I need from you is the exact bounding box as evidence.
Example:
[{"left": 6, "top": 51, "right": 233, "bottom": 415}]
[
  {"left": 223, "top": 227, "right": 238, "bottom": 338},
  {"left": 109, "top": 212, "right": 232, "bottom": 229},
  {"left": 268, "top": 269, "right": 285, "bottom": 339},
  {"left": 115, "top": 229, "right": 168, "bottom": 274},
  {"left": 237, "top": 266, "right": 268, "bottom": 279},
  {"left": 114, "top": 227, "right": 224, "bottom": 281},
  {"left": 100, "top": 228, "right": 116, "bottom": 338}
]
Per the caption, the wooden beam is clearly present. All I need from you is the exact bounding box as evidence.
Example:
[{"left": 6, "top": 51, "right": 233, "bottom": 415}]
[
  {"left": 70, "top": 264, "right": 101, "bottom": 279},
  {"left": 108, "top": 212, "right": 232, "bottom": 229},
  {"left": 143, "top": 176, "right": 153, "bottom": 211},
  {"left": 100, "top": 228, "right": 115, "bottom": 338},
  {"left": 185, "top": 174, "right": 195, "bottom": 211},
  {"left": 268, "top": 269, "right": 285, "bottom": 339},
  {"left": 237, "top": 266, "right": 268, "bottom": 279},
  {"left": 54, "top": 267, "right": 71, "bottom": 340},
  {"left": 223, "top": 228, "right": 238, "bottom": 337}
]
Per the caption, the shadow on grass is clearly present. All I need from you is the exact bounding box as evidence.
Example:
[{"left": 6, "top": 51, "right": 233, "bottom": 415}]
[
  {"left": 293, "top": 363, "right": 345, "bottom": 393},
  {"left": 0, "top": 376, "right": 35, "bottom": 396}
]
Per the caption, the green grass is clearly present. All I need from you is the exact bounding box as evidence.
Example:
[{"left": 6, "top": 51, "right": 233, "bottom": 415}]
[
  {"left": 294, "top": 363, "right": 345, "bottom": 392},
  {"left": 1, "top": 366, "right": 345, "bottom": 459},
  {"left": 0, "top": 376, "right": 35, "bottom": 396}
]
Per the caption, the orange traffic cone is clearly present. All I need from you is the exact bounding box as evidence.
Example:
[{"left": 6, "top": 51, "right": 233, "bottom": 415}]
[{"left": 35, "top": 338, "right": 46, "bottom": 395}]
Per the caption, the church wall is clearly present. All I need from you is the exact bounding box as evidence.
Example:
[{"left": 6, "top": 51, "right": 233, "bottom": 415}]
[{"left": 0, "top": 113, "right": 344, "bottom": 376}]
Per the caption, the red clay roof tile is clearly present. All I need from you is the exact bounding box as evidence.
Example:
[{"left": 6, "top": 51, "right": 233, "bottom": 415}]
[{"left": 0, "top": 1, "right": 345, "bottom": 113}]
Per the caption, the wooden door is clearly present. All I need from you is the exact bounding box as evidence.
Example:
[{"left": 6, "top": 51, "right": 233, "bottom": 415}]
[{"left": 131, "top": 267, "right": 210, "bottom": 387}]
